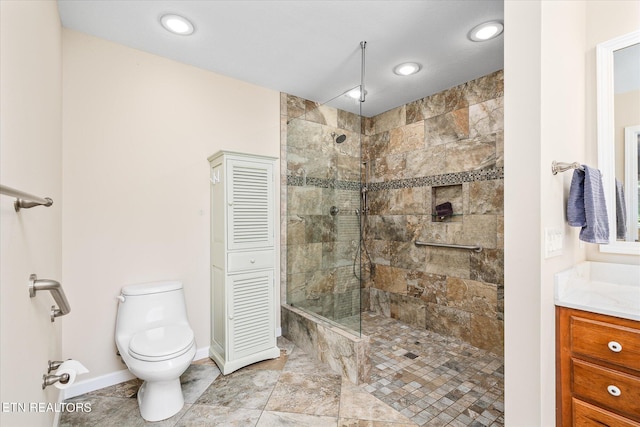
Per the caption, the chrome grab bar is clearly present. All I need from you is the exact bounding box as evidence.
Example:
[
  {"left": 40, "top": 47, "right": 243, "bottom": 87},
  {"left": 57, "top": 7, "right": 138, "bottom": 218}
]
[
  {"left": 415, "top": 241, "right": 483, "bottom": 253},
  {"left": 0, "top": 184, "right": 53, "bottom": 212},
  {"left": 29, "top": 274, "right": 71, "bottom": 322}
]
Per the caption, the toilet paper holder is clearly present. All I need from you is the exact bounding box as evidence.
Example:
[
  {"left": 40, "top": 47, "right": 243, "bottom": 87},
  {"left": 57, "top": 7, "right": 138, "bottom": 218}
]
[
  {"left": 42, "top": 360, "right": 70, "bottom": 389},
  {"left": 42, "top": 373, "right": 69, "bottom": 389}
]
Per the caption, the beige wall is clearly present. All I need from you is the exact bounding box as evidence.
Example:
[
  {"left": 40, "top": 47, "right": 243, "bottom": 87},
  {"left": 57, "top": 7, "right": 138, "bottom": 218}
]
[
  {"left": 505, "top": 1, "right": 640, "bottom": 425},
  {"left": 62, "top": 30, "right": 280, "bottom": 379},
  {"left": 0, "top": 1, "right": 63, "bottom": 426}
]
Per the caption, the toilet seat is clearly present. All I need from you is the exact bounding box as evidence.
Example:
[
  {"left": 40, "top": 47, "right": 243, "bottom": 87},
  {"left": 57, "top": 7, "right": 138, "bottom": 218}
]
[{"left": 129, "top": 324, "right": 194, "bottom": 362}]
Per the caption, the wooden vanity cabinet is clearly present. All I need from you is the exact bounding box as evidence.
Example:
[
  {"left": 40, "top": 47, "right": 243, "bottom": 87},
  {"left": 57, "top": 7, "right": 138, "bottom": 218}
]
[{"left": 556, "top": 307, "right": 640, "bottom": 426}]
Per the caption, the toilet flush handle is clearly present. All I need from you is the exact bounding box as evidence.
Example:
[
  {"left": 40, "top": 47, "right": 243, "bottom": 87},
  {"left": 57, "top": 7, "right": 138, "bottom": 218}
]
[{"left": 116, "top": 295, "right": 125, "bottom": 303}]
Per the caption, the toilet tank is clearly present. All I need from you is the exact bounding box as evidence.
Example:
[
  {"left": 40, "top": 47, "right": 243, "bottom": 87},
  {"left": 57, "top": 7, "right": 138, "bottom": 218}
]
[{"left": 116, "top": 281, "right": 190, "bottom": 337}]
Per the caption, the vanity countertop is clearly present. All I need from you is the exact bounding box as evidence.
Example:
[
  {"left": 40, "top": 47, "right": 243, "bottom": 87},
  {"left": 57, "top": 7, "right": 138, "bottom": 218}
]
[{"left": 554, "top": 261, "right": 640, "bottom": 321}]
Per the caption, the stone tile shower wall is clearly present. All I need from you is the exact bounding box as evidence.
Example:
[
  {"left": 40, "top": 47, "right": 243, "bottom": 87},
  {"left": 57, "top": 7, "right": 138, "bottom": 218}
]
[
  {"left": 362, "top": 70, "right": 504, "bottom": 355},
  {"left": 283, "top": 95, "right": 363, "bottom": 326}
]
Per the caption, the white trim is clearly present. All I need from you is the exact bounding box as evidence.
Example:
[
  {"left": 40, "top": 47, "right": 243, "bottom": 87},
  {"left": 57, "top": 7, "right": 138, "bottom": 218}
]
[
  {"left": 193, "top": 345, "right": 210, "bottom": 362},
  {"left": 61, "top": 346, "right": 211, "bottom": 400},
  {"left": 624, "top": 125, "right": 640, "bottom": 242},
  {"left": 597, "top": 30, "right": 640, "bottom": 255},
  {"left": 53, "top": 396, "right": 62, "bottom": 427},
  {"left": 61, "top": 368, "right": 135, "bottom": 400}
]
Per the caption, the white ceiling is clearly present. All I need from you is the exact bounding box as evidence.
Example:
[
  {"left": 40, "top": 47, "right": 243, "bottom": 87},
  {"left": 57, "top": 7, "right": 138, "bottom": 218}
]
[{"left": 57, "top": 0, "right": 504, "bottom": 117}]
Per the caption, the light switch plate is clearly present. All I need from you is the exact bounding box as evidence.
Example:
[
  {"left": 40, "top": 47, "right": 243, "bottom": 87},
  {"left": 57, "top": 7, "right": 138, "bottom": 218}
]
[{"left": 545, "top": 228, "right": 563, "bottom": 258}]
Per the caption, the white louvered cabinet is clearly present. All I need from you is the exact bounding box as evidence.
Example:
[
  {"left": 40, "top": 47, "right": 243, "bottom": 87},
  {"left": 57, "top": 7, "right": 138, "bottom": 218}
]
[{"left": 208, "top": 151, "right": 279, "bottom": 375}]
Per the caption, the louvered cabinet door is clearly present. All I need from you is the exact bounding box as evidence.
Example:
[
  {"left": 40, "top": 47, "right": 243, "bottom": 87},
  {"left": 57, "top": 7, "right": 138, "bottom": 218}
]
[
  {"left": 227, "top": 159, "right": 274, "bottom": 251},
  {"left": 228, "top": 270, "right": 276, "bottom": 360}
]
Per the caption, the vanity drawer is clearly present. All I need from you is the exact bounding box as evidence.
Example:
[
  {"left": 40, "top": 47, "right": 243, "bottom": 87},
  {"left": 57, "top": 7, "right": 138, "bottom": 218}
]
[
  {"left": 573, "top": 398, "right": 640, "bottom": 427},
  {"left": 228, "top": 250, "right": 274, "bottom": 272},
  {"left": 572, "top": 358, "right": 640, "bottom": 421},
  {"left": 571, "top": 316, "right": 640, "bottom": 371}
]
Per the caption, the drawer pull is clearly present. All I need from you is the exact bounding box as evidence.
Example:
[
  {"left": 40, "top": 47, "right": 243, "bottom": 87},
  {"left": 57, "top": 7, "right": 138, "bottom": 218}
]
[
  {"left": 250, "top": 258, "right": 256, "bottom": 263},
  {"left": 607, "top": 341, "right": 622, "bottom": 352},
  {"left": 607, "top": 385, "right": 621, "bottom": 397}
]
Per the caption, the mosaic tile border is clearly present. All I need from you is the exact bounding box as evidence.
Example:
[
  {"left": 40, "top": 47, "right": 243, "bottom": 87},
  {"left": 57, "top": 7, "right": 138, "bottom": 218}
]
[
  {"left": 286, "top": 175, "right": 361, "bottom": 191},
  {"left": 286, "top": 167, "right": 504, "bottom": 192},
  {"left": 369, "top": 167, "right": 504, "bottom": 191}
]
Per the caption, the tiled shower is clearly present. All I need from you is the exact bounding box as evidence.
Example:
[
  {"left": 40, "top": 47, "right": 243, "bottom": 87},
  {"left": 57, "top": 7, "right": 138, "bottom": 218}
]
[
  {"left": 283, "top": 98, "right": 364, "bottom": 334},
  {"left": 281, "top": 70, "right": 504, "bottom": 381}
]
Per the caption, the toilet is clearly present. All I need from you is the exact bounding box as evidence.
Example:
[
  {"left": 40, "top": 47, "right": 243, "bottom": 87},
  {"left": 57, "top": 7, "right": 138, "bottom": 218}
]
[{"left": 115, "top": 281, "right": 196, "bottom": 422}]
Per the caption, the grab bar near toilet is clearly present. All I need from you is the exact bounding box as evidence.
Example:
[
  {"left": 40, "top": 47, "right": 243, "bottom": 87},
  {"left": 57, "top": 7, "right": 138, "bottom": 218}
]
[{"left": 29, "top": 274, "right": 71, "bottom": 322}]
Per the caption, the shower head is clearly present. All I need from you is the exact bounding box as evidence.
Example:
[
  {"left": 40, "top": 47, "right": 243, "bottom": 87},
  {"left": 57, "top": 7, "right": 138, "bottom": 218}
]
[{"left": 332, "top": 133, "right": 347, "bottom": 144}]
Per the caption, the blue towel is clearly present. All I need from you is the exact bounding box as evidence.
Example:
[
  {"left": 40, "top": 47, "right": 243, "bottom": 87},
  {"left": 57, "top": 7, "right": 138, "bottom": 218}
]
[
  {"left": 567, "top": 165, "right": 610, "bottom": 244},
  {"left": 615, "top": 179, "right": 627, "bottom": 240}
]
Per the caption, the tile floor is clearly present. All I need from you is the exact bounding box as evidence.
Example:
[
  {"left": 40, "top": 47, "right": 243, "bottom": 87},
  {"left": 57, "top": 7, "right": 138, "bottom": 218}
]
[
  {"left": 360, "top": 312, "right": 504, "bottom": 427},
  {"left": 60, "top": 313, "right": 503, "bottom": 426}
]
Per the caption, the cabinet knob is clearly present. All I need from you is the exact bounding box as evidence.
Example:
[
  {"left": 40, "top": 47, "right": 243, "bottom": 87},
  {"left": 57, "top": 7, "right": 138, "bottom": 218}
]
[
  {"left": 608, "top": 341, "right": 622, "bottom": 352},
  {"left": 607, "top": 385, "right": 621, "bottom": 397},
  {"left": 250, "top": 258, "right": 256, "bottom": 264}
]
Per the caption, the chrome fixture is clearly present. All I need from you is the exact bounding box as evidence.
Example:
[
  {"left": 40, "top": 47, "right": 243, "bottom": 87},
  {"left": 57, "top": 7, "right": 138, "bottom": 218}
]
[
  {"left": 332, "top": 133, "right": 346, "bottom": 144},
  {"left": 415, "top": 241, "right": 483, "bottom": 253},
  {"left": 329, "top": 206, "right": 340, "bottom": 216},
  {"left": 29, "top": 274, "right": 71, "bottom": 322},
  {"left": 551, "top": 161, "right": 585, "bottom": 175},
  {"left": 361, "top": 161, "right": 370, "bottom": 215},
  {"left": 42, "top": 372, "right": 70, "bottom": 390},
  {"left": 48, "top": 360, "right": 67, "bottom": 373},
  {"left": 0, "top": 184, "right": 53, "bottom": 212},
  {"left": 42, "top": 359, "right": 71, "bottom": 389},
  {"left": 360, "top": 41, "right": 367, "bottom": 103}
]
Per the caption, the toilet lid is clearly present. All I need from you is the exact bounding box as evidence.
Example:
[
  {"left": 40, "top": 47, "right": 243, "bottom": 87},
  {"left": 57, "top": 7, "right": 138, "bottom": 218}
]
[{"left": 129, "top": 324, "right": 194, "bottom": 362}]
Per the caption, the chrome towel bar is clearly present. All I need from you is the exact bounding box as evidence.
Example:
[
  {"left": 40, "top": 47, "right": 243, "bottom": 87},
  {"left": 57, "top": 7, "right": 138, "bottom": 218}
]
[
  {"left": 29, "top": 274, "right": 71, "bottom": 322},
  {"left": 551, "top": 161, "right": 584, "bottom": 175},
  {"left": 0, "top": 184, "right": 53, "bottom": 212},
  {"left": 415, "top": 241, "right": 483, "bottom": 253}
]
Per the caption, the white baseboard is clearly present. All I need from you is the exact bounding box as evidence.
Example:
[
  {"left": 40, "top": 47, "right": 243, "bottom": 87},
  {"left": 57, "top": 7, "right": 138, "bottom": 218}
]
[
  {"left": 193, "top": 345, "right": 210, "bottom": 362},
  {"left": 62, "top": 368, "right": 136, "bottom": 400},
  {"left": 62, "top": 346, "right": 211, "bottom": 400}
]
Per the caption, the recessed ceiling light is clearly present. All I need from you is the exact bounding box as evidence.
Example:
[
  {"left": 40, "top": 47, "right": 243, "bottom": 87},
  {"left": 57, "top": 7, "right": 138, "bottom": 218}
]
[
  {"left": 468, "top": 21, "right": 503, "bottom": 42},
  {"left": 160, "top": 14, "right": 195, "bottom": 35},
  {"left": 346, "top": 87, "right": 367, "bottom": 100},
  {"left": 393, "top": 62, "right": 421, "bottom": 76}
]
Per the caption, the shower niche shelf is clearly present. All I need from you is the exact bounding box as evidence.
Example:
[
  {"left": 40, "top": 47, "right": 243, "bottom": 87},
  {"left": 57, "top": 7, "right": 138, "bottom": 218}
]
[
  {"left": 431, "top": 184, "right": 463, "bottom": 223},
  {"left": 431, "top": 213, "right": 463, "bottom": 222}
]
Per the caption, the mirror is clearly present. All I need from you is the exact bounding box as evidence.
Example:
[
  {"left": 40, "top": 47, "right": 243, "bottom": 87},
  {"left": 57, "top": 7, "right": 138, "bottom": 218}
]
[{"left": 597, "top": 30, "right": 640, "bottom": 255}]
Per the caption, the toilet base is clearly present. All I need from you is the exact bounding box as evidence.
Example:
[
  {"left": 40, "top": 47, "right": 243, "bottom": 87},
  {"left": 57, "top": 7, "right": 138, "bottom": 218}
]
[{"left": 137, "top": 378, "right": 184, "bottom": 422}]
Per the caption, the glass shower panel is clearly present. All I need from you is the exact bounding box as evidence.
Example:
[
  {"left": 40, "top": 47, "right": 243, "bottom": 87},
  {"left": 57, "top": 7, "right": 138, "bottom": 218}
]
[{"left": 285, "top": 98, "right": 362, "bottom": 336}]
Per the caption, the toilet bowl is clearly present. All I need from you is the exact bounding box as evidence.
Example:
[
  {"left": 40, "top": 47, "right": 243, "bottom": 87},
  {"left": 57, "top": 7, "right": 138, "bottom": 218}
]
[{"left": 115, "top": 281, "right": 196, "bottom": 422}]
